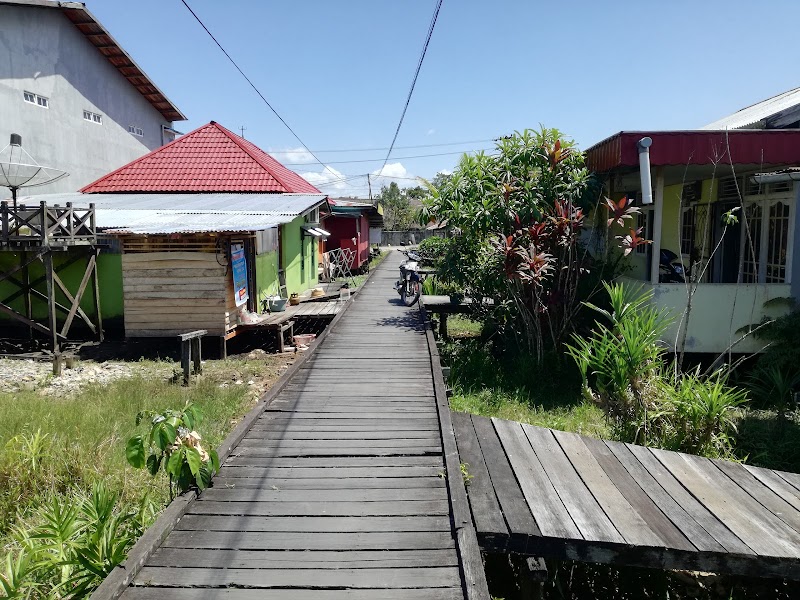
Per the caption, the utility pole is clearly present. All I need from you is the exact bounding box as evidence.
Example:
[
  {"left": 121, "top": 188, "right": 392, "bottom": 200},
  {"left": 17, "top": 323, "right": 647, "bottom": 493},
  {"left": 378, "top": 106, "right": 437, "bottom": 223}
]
[
  {"left": 239, "top": 126, "right": 247, "bottom": 139},
  {"left": 367, "top": 173, "right": 373, "bottom": 204}
]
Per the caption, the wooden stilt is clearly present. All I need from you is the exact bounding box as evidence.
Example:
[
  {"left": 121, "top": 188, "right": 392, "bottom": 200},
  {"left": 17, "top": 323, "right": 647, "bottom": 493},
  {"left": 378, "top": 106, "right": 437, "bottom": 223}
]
[
  {"left": 43, "top": 252, "right": 59, "bottom": 355},
  {"left": 92, "top": 247, "right": 103, "bottom": 342}
]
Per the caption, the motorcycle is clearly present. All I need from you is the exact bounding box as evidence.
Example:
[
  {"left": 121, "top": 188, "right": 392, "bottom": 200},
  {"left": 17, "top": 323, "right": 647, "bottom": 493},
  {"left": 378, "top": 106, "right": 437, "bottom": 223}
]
[
  {"left": 659, "top": 249, "right": 686, "bottom": 283},
  {"left": 395, "top": 249, "right": 423, "bottom": 306}
]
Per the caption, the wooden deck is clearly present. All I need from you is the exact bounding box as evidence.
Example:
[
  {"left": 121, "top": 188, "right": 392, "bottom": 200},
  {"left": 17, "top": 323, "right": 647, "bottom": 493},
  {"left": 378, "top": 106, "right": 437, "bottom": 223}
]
[
  {"left": 453, "top": 412, "right": 800, "bottom": 580},
  {"left": 109, "top": 252, "right": 487, "bottom": 599}
]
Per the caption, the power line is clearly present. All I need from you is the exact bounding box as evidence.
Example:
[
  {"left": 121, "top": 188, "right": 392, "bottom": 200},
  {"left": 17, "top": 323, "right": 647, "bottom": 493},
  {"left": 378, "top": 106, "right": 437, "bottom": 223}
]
[
  {"left": 178, "top": 0, "right": 347, "bottom": 185},
  {"left": 380, "top": 0, "right": 444, "bottom": 173},
  {"left": 282, "top": 147, "right": 493, "bottom": 166},
  {"left": 270, "top": 138, "right": 497, "bottom": 154}
]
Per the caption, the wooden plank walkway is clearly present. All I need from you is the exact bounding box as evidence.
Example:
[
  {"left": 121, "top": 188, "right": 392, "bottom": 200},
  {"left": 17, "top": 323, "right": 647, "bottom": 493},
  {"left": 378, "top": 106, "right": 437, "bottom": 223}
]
[
  {"left": 114, "top": 252, "right": 487, "bottom": 599},
  {"left": 453, "top": 412, "right": 800, "bottom": 580}
]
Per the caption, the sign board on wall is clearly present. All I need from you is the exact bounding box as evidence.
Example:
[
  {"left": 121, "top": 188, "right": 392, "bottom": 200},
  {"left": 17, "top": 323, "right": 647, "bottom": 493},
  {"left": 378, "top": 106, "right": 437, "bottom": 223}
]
[{"left": 230, "top": 243, "right": 249, "bottom": 307}]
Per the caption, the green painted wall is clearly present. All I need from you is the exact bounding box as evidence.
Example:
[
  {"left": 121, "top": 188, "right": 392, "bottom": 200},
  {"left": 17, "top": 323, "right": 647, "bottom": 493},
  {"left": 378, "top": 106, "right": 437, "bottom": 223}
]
[
  {"left": 255, "top": 250, "right": 279, "bottom": 308},
  {"left": 280, "top": 216, "right": 317, "bottom": 295},
  {"left": 0, "top": 250, "right": 123, "bottom": 325}
]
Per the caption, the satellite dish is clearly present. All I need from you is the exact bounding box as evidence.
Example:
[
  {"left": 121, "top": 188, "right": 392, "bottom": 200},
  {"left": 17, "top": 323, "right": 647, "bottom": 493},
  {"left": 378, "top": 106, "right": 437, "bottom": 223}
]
[{"left": 0, "top": 134, "right": 68, "bottom": 208}]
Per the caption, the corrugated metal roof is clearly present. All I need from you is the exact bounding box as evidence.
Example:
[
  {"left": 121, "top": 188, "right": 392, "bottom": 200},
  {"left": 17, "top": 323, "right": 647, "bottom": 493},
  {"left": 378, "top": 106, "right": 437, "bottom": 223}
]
[
  {"left": 21, "top": 192, "right": 326, "bottom": 214},
  {"left": 99, "top": 212, "right": 290, "bottom": 235},
  {"left": 701, "top": 87, "right": 800, "bottom": 130},
  {"left": 80, "top": 122, "right": 321, "bottom": 194},
  {"left": 15, "top": 192, "right": 327, "bottom": 235},
  {"left": 585, "top": 130, "right": 800, "bottom": 173}
]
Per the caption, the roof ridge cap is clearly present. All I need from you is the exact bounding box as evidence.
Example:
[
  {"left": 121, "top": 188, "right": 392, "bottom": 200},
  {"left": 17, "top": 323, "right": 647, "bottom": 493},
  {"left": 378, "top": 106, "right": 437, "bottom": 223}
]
[
  {"left": 213, "top": 123, "right": 294, "bottom": 193},
  {"left": 79, "top": 122, "right": 218, "bottom": 192}
]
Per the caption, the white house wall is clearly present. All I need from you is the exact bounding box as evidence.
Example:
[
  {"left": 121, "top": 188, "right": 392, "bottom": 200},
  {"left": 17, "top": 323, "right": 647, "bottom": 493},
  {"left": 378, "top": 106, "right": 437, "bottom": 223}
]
[
  {"left": 620, "top": 277, "right": 793, "bottom": 354},
  {"left": 0, "top": 4, "right": 173, "bottom": 194}
]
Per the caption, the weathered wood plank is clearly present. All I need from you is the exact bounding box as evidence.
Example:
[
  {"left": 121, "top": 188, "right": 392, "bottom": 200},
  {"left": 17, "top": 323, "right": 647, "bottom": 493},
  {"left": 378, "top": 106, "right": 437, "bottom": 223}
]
[
  {"left": 121, "top": 589, "right": 477, "bottom": 600},
  {"left": 744, "top": 464, "right": 800, "bottom": 512},
  {"left": 175, "top": 515, "right": 450, "bottom": 533},
  {"left": 188, "top": 500, "right": 450, "bottom": 517},
  {"left": 146, "top": 548, "right": 460, "bottom": 569},
  {"left": 652, "top": 448, "right": 800, "bottom": 558},
  {"left": 161, "top": 531, "right": 456, "bottom": 551},
  {"left": 210, "top": 476, "right": 444, "bottom": 489},
  {"left": 581, "top": 437, "right": 696, "bottom": 552},
  {"left": 451, "top": 411, "right": 508, "bottom": 540},
  {"left": 552, "top": 430, "right": 663, "bottom": 547},
  {"left": 470, "top": 415, "right": 539, "bottom": 538},
  {"left": 492, "top": 418, "right": 579, "bottom": 539},
  {"left": 615, "top": 442, "right": 747, "bottom": 554},
  {"left": 523, "top": 425, "right": 623, "bottom": 544},
  {"left": 198, "top": 487, "right": 447, "bottom": 502},
  {"left": 223, "top": 456, "right": 442, "bottom": 467},
  {"left": 216, "top": 466, "right": 443, "bottom": 479}
]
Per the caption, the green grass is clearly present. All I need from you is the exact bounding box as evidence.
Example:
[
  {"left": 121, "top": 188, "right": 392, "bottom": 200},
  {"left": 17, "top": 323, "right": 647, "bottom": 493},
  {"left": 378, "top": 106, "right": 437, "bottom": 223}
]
[
  {"left": 0, "top": 355, "right": 291, "bottom": 542},
  {"left": 450, "top": 390, "right": 610, "bottom": 438},
  {"left": 441, "top": 338, "right": 610, "bottom": 439},
  {"left": 446, "top": 315, "right": 482, "bottom": 339}
]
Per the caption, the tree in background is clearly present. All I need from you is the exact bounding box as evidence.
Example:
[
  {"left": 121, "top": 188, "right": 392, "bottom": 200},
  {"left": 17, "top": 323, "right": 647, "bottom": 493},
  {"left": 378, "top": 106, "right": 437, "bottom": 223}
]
[{"left": 377, "top": 182, "right": 420, "bottom": 230}]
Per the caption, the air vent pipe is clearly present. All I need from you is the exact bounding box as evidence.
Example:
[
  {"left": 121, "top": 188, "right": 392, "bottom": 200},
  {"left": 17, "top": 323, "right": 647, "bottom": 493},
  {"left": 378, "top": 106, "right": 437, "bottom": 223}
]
[{"left": 638, "top": 137, "right": 653, "bottom": 205}]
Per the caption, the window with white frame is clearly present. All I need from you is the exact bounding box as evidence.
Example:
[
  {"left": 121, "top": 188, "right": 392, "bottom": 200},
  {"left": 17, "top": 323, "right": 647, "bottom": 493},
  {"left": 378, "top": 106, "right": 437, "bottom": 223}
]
[
  {"left": 635, "top": 207, "right": 654, "bottom": 255},
  {"left": 128, "top": 125, "right": 143, "bottom": 136},
  {"left": 83, "top": 110, "right": 102, "bottom": 124},
  {"left": 24, "top": 91, "right": 48, "bottom": 108},
  {"left": 741, "top": 190, "right": 794, "bottom": 284},
  {"left": 680, "top": 206, "right": 695, "bottom": 256}
]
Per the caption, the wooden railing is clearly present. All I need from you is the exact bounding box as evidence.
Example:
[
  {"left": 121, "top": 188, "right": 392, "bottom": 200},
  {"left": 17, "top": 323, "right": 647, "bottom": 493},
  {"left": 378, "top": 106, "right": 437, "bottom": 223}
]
[{"left": 0, "top": 200, "right": 96, "bottom": 246}]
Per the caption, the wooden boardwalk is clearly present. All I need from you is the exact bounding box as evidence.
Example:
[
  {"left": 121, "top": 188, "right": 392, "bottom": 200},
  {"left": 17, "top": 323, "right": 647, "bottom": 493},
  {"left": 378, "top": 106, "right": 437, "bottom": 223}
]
[
  {"left": 453, "top": 412, "right": 800, "bottom": 580},
  {"left": 111, "top": 252, "right": 486, "bottom": 600}
]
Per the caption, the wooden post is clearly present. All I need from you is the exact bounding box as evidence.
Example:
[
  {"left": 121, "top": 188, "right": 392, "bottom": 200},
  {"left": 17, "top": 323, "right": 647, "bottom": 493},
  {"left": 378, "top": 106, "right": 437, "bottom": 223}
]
[
  {"left": 43, "top": 252, "right": 59, "bottom": 354},
  {"left": 22, "top": 249, "right": 33, "bottom": 339},
  {"left": 180, "top": 340, "right": 191, "bottom": 386},
  {"left": 220, "top": 336, "right": 227, "bottom": 360},
  {"left": 92, "top": 247, "right": 103, "bottom": 342},
  {"left": 191, "top": 337, "right": 202, "bottom": 374},
  {"left": 440, "top": 313, "right": 448, "bottom": 340}
]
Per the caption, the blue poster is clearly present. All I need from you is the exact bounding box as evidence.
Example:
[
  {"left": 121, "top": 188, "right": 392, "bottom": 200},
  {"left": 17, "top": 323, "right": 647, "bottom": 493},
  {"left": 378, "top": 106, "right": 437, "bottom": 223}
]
[{"left": 231, "top": 243, "right": 249, "bottom": 307}]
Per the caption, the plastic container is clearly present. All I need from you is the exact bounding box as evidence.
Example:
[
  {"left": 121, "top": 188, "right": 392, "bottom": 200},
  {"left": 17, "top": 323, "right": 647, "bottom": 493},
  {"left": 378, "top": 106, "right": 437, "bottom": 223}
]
[
  {"left": 293, "top": 334, "right": 316, "bottom": 347},
  {"left": 267, "top": 297, "right": 287, "bottom": 312}
]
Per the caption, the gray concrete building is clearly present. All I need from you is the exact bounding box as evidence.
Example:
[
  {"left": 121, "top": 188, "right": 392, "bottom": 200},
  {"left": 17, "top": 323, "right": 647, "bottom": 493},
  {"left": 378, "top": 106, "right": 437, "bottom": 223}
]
[{"left": 0, "top": 0, "right": 186, "bottom": 195}]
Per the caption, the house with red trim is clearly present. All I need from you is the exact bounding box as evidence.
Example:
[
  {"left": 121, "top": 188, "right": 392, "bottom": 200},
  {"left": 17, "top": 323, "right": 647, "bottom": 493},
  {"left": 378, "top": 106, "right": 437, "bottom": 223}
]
[
  {"left": 322, "top": 198, "right": 383, "bottom": 273},
  {"left": 11, "top": 121, "right": 329, "bottom": 343},
  {"left": 586, "top": 89, "right": 800, "bottom": 354}
]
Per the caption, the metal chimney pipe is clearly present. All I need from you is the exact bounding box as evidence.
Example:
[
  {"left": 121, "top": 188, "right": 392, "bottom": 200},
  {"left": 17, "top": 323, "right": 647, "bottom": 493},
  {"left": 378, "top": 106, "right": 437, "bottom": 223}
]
[
  {"left": 638, "top": 137, "right": 653, "bottom": 205},
  {"left": 10, "top": 133, "right": 22, "bottom": 146}
]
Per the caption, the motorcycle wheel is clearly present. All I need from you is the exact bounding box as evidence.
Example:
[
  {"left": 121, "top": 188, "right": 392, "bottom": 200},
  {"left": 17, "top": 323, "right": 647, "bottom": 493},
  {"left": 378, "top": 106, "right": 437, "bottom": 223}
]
[{"left": 403, "top": 280, "right": 421, "bottom": 306}]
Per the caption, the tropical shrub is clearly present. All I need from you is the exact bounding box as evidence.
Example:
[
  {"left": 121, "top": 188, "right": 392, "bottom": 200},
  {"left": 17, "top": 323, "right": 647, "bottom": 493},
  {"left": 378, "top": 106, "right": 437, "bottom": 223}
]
[
  {"left": 126, "top": 402, "right": 219, "bottom": 500},
  {"left": 566, "top": 282, "right": 670, "bottom": 443},
  {"left": 568, "top": 282, "right": 747, "bottom": 456},
  {"left": 421, "top": 128, "right": 632, "bottom": 362},
  {"left": 749, "top": 309, "right": 800, "bottom": 413},
  {"left": 0, "top": 483, "right": 153, "bottom": 599}
]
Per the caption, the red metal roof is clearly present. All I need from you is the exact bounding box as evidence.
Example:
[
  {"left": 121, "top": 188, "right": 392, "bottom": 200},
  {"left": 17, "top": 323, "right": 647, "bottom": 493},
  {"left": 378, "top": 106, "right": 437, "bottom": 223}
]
[
  {"left": 80, "top": 122, "right": 321, "bottom": 194},
  {"left": 585, "top": 130, "right": 800, "bottom": 173}
]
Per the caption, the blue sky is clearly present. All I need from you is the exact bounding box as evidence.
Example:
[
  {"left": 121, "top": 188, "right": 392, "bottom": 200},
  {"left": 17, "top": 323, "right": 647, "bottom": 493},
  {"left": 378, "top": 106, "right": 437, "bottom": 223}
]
[{"left": 94, "top": 0, "right": 800, "bottom": 197}]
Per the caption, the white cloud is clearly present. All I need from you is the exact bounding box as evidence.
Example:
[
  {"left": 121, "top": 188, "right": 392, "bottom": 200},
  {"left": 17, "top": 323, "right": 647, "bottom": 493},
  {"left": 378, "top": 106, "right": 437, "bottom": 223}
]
[
  {"left": 370, "top": 162, "right": 422, "bottom": 191},
  {"left": 268, "top": 147, "right": 316, "bottom": 164},
  {"left": 300, "top": 165, "right": 351, "bottom": 192}
]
